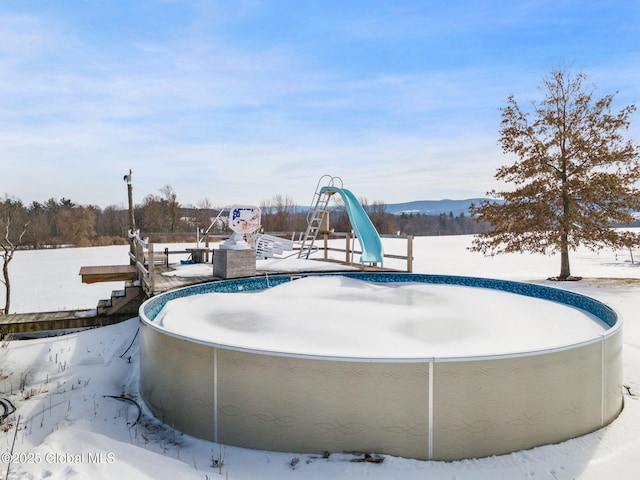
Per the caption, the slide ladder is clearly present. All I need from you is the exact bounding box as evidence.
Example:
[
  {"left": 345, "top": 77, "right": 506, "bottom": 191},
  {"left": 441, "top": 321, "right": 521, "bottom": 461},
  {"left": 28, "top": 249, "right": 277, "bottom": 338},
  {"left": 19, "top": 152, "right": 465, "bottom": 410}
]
[
  {"left": 298, "top": 175, "right": 341, "bottom": 259},
  {"left": 298, "top": 176, "right": 384, "bottom": 265}
]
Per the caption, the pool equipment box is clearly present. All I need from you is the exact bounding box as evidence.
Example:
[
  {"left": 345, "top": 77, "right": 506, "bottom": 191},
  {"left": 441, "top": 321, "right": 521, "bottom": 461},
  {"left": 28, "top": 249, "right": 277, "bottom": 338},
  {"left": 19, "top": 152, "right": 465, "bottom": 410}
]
[{"left": 213, "top": 248, "right": 256, "bottom": 279}]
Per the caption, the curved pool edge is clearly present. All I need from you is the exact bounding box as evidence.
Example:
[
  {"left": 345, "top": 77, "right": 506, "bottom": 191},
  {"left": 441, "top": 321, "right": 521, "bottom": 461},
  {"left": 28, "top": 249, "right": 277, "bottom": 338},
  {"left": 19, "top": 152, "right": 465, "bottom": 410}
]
[
  {"left": 140, "top": 272, "right": 620, "bottom": 362},
  {"left": 138, "top": 272, "right": 623, "bottom": 461}
]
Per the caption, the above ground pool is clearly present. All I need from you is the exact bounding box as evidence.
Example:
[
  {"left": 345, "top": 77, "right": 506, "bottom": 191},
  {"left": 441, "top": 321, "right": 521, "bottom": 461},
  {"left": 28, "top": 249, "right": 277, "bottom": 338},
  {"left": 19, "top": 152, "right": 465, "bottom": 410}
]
[{"left": 139, "top": 272, "right": 623, "bottom": 461}]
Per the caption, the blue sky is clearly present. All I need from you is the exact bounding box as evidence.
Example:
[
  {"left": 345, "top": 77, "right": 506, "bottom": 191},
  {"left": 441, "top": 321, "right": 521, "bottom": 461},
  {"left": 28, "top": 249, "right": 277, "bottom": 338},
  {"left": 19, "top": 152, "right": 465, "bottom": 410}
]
[{"left": 1, "top": 1, "right": 639, "bottom": 208}]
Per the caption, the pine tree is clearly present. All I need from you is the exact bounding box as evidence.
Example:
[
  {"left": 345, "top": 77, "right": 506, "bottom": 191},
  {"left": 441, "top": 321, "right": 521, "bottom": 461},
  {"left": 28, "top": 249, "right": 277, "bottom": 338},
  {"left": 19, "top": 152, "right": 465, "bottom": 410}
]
[{"left": 470, "top": 68, "right": 640, "bottom": 280}]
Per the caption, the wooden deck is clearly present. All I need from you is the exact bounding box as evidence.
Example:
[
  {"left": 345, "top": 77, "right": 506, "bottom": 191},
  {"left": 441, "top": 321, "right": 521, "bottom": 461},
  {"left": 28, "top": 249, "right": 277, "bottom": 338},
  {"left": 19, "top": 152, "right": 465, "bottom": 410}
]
[
  {"left": 149, "top": 259, "right": 400, "bottom": 294},
  {"left": 151, "top": 264, "right": 216, "bottom": 294},
  {"left": 0, "top": 310, "right": 134, "bottom": 337}
]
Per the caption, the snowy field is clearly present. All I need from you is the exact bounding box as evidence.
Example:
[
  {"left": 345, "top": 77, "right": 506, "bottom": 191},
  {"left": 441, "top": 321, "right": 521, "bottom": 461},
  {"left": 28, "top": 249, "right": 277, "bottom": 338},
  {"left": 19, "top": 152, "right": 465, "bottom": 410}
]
[{"left": 1, "top": 233, "right": 640, "bottom": 479}]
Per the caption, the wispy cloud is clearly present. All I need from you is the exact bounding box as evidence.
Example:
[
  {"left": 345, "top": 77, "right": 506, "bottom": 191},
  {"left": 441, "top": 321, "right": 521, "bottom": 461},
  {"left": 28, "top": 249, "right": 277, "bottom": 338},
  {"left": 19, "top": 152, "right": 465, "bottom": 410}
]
[{"left": 0, "top": 1, "right": 638, "bottom": 207}]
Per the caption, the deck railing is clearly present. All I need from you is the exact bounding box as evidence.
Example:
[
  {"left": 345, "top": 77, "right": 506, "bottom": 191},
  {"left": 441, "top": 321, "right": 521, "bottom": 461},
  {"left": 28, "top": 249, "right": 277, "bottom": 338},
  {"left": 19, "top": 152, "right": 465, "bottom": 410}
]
[
  {"left": 129, "top": 234, "right": 155, "bottom": 295},
  {"left": 130, "top": 230, "right": 414, "bottom": 296},
  {"left": 315, "top": 232, "right": 414, "bottom": 272}
]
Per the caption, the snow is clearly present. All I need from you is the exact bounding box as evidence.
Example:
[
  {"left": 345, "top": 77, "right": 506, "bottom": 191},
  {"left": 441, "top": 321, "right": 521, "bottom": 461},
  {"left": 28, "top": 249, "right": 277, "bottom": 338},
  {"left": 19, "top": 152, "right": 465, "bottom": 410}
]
[
  {"left": 1, "top": 233, "right": 640, "bottom": 479},
  {"left": 8, "top": 245, "right": 129, "bottom": 313},
  {"left": 162, "top": 256, "right": 358, "bottom": 279},
  {"left": 154, "top": 276, "right": 607, "bottom": 358}
]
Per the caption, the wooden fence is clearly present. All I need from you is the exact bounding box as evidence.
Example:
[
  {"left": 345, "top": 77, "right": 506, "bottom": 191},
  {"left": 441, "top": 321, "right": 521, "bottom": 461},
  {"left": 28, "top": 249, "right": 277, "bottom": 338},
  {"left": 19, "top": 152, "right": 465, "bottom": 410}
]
[
  {"left": 313, "top": 233, "right": 414, "bottom": 272},
  {"left": 129, "top": 230, "right": 414, "bottom": 296}
]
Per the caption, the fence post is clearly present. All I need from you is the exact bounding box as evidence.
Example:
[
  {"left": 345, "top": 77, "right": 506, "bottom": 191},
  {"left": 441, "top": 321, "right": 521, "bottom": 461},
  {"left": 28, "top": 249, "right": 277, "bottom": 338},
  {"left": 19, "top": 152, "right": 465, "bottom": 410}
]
[
  {"left": 133, "top": 237, "right": 143, "bottom": 285},
  {"left": 345, "top": 233, "right": 351, "bottom": 263},
  {"left": 323, "top": 233, "right": 328, "bottom": 260},
  {"left": 407, "top": 235, "right": 414, "bottom": 273},
  {"left": 148, "top": 242, "right": 155, "bottom": 294}
]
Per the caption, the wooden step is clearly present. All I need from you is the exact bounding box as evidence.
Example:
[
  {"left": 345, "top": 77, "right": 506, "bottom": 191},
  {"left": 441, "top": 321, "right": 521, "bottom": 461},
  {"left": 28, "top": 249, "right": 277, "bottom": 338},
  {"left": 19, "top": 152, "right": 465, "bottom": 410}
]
[
  {"left": 97, "top": 285, "right": 143, "bottom": 316},
  {"left": 79, "top": 265, "right": 137, "bottom": 284}
]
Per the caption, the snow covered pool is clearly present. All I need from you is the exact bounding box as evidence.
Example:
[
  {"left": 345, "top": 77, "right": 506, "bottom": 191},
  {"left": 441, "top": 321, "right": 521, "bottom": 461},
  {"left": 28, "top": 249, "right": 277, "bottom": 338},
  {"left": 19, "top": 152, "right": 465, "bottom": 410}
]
[{"left": 139, "top": 272, "right": 623, "bottom": 461}]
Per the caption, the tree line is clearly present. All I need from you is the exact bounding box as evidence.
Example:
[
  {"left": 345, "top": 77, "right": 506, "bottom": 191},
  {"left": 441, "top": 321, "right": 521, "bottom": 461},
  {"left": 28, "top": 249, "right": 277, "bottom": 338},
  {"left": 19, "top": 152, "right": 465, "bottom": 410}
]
[{"left": 0, "top": 190, "right": 491, "bottom": 250}]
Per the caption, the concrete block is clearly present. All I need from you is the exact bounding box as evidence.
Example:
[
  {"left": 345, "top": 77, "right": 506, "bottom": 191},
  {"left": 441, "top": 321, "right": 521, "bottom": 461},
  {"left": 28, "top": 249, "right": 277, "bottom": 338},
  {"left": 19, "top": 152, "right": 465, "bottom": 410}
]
[{"left": 213, "top": 249, "right": 256, "bottom": 279}]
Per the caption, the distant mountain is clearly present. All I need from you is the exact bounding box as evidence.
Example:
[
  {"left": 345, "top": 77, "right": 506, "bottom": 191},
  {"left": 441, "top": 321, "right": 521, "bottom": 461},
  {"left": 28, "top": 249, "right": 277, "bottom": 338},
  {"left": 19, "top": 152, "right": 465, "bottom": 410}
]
[
  {"left": 383, "top": 199, "right": 487, "bottom": 216},
  {"left": 290, "top": 198, "right": 491, "bottom": 216}
]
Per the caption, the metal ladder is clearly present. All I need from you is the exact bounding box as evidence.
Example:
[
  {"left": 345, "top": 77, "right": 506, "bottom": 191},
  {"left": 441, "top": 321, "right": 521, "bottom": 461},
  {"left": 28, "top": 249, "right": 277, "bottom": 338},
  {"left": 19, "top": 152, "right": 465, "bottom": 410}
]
[{"left": 298, "top": 175, "right": 342, "bottom": 259}]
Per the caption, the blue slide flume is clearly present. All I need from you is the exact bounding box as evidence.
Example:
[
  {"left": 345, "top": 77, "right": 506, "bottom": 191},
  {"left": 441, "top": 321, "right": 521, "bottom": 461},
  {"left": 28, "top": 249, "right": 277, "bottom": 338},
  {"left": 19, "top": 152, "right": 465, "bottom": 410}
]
[{"left": 320, "top": 186, "right": 384, "bottom": 264}]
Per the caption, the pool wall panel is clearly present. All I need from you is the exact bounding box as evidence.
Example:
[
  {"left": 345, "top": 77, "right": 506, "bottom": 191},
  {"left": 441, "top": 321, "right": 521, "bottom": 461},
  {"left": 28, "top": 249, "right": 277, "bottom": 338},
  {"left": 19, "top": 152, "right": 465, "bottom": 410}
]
[
  {"left": 140, "top": 323, "right": 215, "bottom": 440},
  {"left": 603, "top": 330, "right": 624, "bottom": 423},
  {"left": 431, "top": 343, "right": 603, "bottom": 460},
  {"left": 216, "top": 350, "right": 431, "bottom": 458}
]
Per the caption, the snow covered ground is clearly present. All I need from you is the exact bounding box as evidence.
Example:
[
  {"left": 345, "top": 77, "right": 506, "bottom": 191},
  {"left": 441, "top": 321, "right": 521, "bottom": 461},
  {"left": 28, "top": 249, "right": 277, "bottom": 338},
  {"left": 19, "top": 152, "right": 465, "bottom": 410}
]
[{"left": 1, "top": 234, "right": 640, "bottom": 479}]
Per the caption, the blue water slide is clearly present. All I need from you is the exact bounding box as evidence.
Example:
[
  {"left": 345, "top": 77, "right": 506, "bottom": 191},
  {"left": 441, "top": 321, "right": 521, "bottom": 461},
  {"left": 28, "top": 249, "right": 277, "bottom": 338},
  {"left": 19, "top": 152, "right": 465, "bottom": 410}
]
[{"left": 320, "top": 186, "right": 384, "bottom": 264}]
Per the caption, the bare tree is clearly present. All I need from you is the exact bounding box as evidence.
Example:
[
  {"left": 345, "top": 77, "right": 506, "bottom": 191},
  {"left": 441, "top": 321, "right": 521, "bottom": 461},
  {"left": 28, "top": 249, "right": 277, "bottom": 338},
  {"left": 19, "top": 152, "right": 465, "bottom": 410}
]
[
  {"left": 159, "top": 185, "right": 180, "bottom": 232},
  {"left": 55, "top": 204, "right": 97, "bottom": 246},
  {"left": 264, "top": 194, "right": 295, "bottom": 231},
  {"left": 25, "top": 201, "right": 49, "bottom": 248},
  {"left": 96, "top": 204, "right": 129, "bottom": 238},
  {"left": 363, "top": 199, "right": 398, "bottom": 234},
  {"left": 195, "top": 197, "right": 213, "bottom": 233},
  {"left": 1, "top": 197, "right": 29, "bottom": 314}
]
